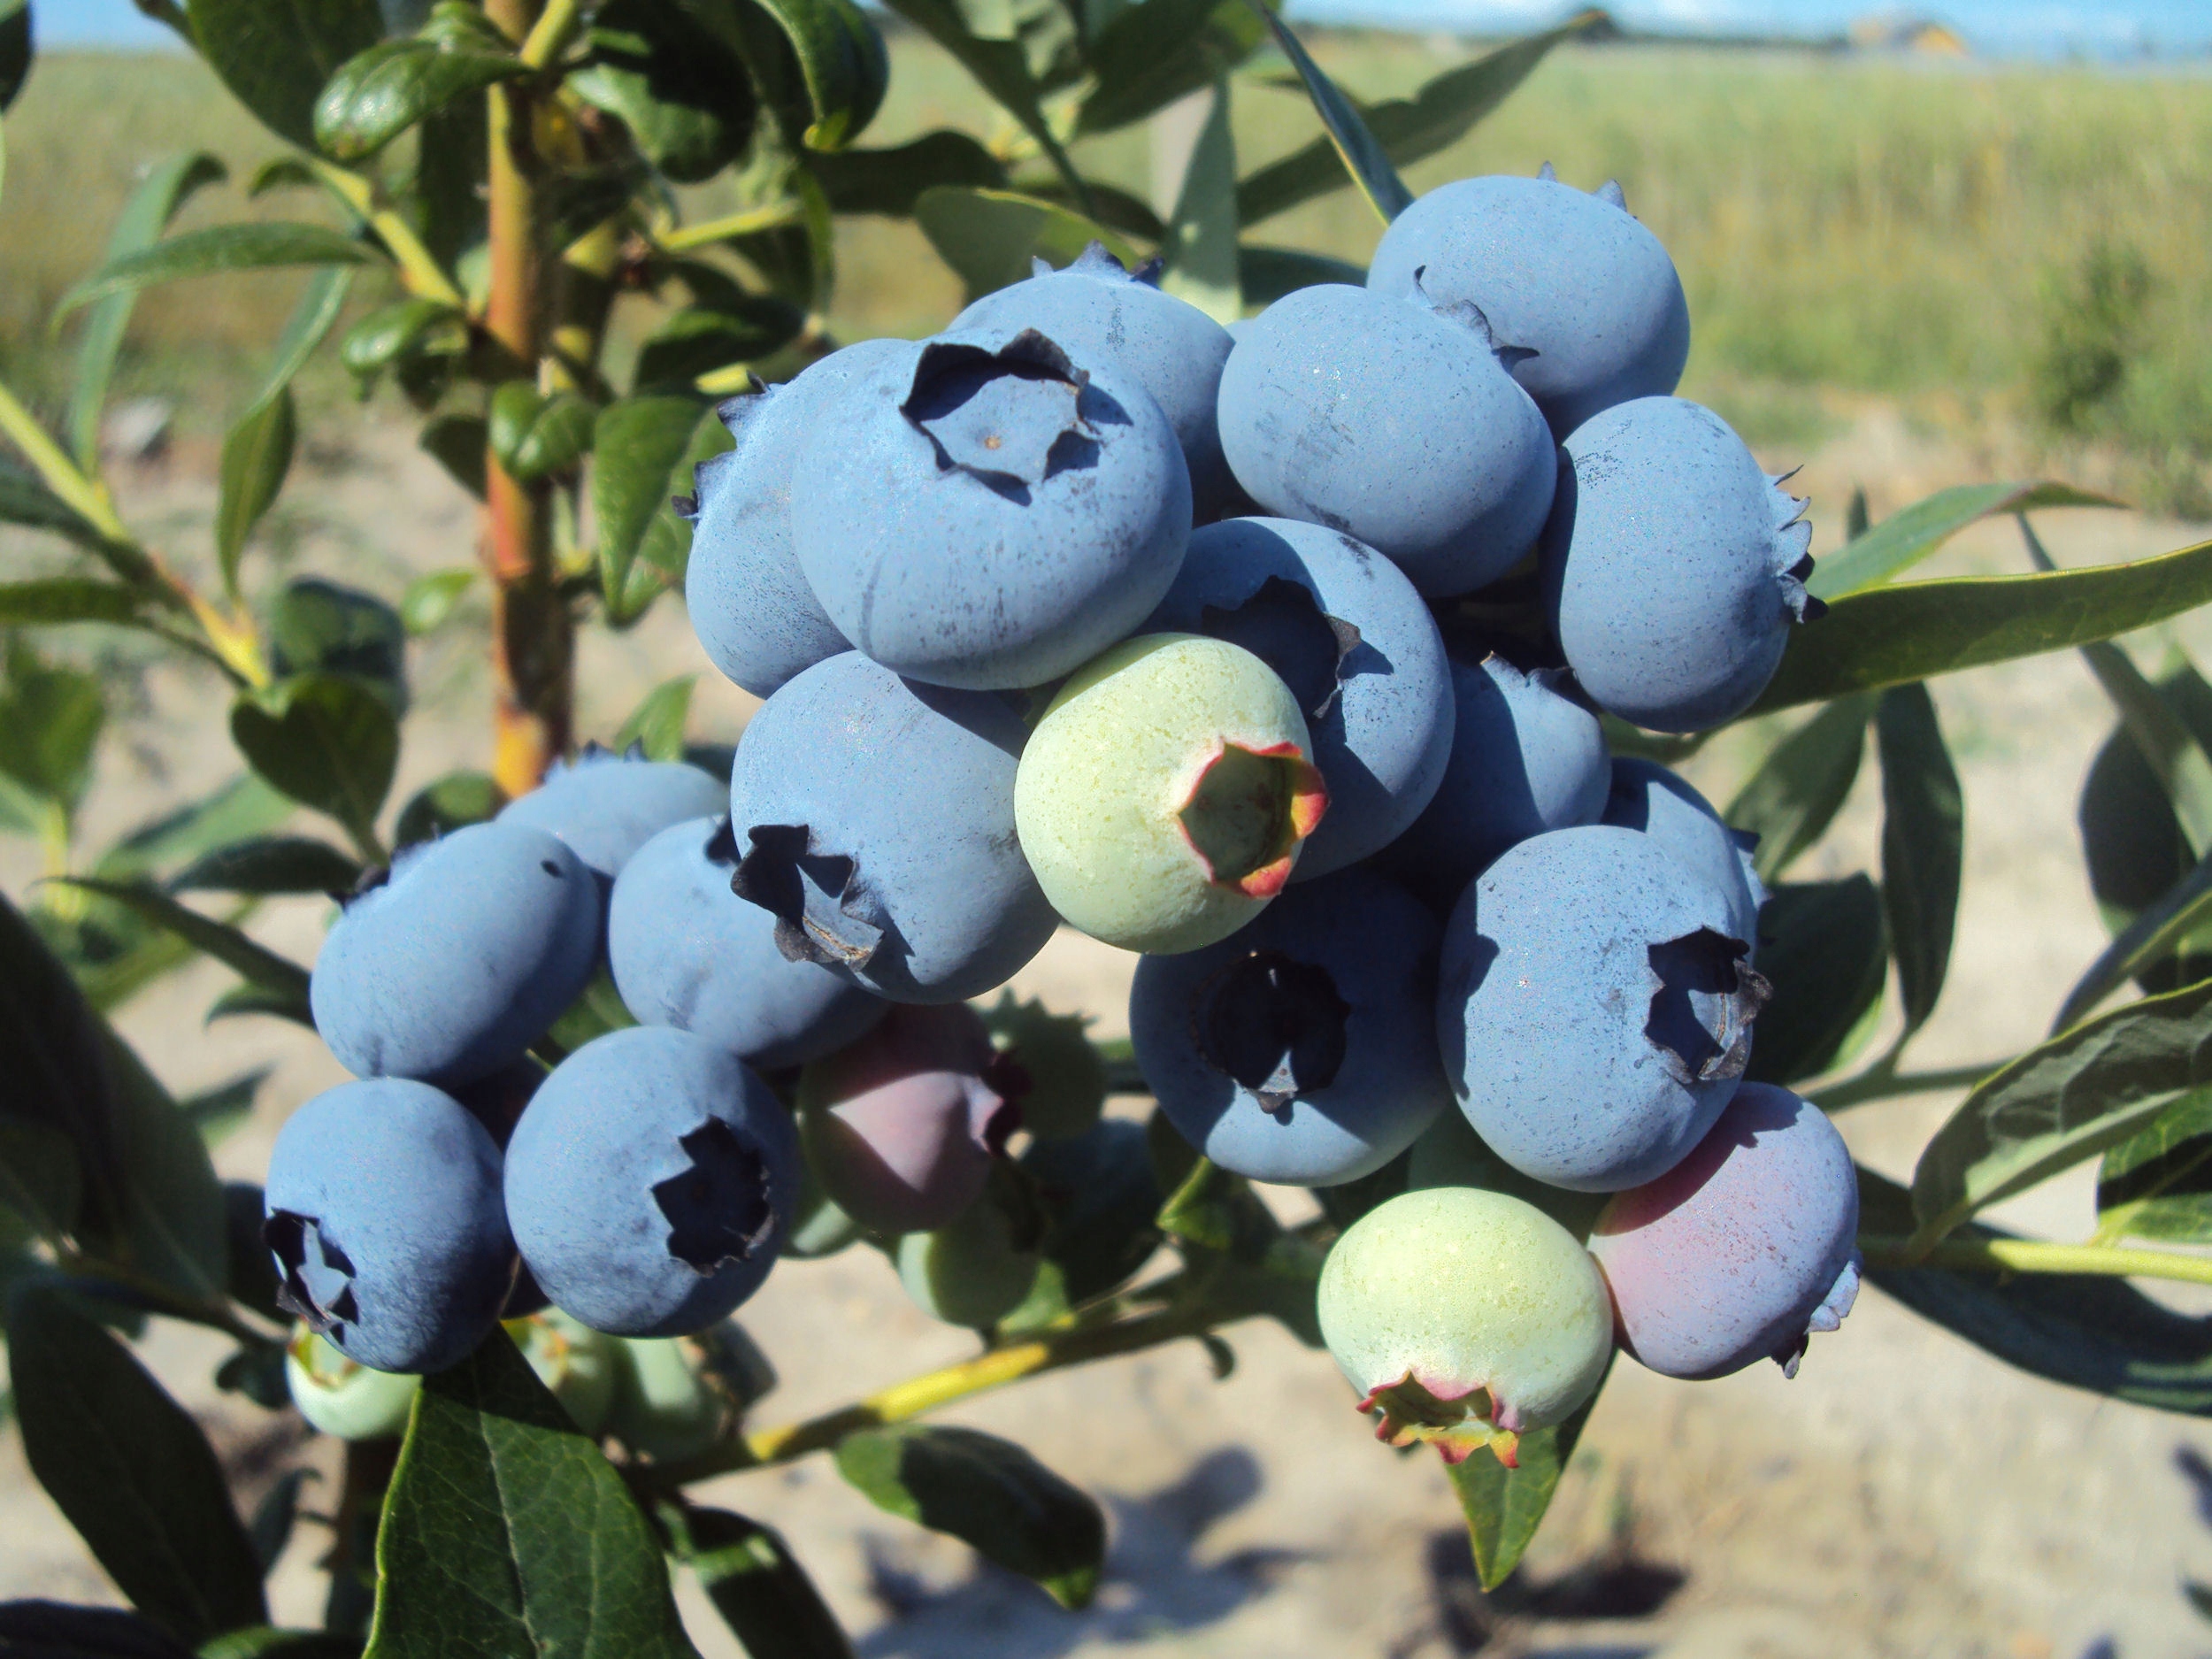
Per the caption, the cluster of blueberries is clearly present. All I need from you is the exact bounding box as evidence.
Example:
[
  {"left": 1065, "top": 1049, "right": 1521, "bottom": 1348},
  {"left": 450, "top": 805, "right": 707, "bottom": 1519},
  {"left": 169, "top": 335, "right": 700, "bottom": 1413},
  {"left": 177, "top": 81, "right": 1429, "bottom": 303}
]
[{"left": 266, "top": 165, "right": 1861, "bottom": 1463}]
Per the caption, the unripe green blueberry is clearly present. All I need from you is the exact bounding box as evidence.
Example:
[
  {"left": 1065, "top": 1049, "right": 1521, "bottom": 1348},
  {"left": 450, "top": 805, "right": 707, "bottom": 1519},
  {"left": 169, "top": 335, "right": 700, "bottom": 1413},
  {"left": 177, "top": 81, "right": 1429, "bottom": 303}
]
[
  {"left": 286, "top": 1325, "right": 421, "bottom": 1440},
  {"left": 895, "top": 1186, "right": 1042, "bottom": 1330},
  {"left": 979, "top": 993, "right": 1107, "bottom": 1141},
  {"left": 1015, "top": 634, "right": 1329, "bottom": 954},
  {"left": 505, "top": 1310, "right": 618, "bottom": 1434},
  {"left": 786, "top": 1156, "right": 864, "bottom": 1259},
  {"left": 604, "top": 1320, "right": 773, "bottom": 1462},
  {"left": 1317, "top": 1187, "right": 1612, "bottom": 1467}
]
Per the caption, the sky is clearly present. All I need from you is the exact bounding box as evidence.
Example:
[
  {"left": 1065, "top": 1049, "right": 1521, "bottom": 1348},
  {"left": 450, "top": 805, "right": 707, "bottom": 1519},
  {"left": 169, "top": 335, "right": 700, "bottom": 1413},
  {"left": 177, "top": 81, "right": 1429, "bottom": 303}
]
[{"left": 39, "top": 0, "right": 2212, "bottom": 58}]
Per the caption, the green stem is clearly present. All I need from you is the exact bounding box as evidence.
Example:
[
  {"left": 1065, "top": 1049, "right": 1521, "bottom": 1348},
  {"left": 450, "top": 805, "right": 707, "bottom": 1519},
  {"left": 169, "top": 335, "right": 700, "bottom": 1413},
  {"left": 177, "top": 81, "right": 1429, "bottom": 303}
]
[
  {"left": 657, "top": 201, "right": 806, "bottom": 254},
  {"left": 0, "top": 378, "right": 129, "bottom": 541},
  {"left": 1812, "top": 1061, "right": 1999, "bottom": 1112},
  {"left": 518, "top": 0, "right": 588, "bottom": 67},
  {"left": 303, "top": 159, "right": 467, "bottom": 311},
  {"left": 56, "top": 1253, "right": 283, "bottom": 1348},
  {"left": 1859, "top": 1233, "right": 2212, "bottom": 1287}
]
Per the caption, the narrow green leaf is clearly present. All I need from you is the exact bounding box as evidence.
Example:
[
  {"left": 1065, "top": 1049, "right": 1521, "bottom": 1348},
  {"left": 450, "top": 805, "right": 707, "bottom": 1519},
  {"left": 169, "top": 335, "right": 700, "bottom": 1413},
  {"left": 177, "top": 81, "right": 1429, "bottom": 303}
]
[
  {"left": 1876, "top": 682, "right": 1963, "bottom": 1035},
  {"left": 1743, "top": 877, "right": 1887, "bottom": 1087},
  {"left": 188, "top": 0, "right": 384, "bottom": 146},
  {"left": 0, "top": 645, "right": 104, "bottom": 813},
  {"left": 1910, "top": 978, "right": 2212, "bottom": 1243},
  {"left": 0, "top": 457, "right": 136, "bottom": 564},
  {"left": 6, "top": 1286, "right": 267, "bottom": 1643},
  {"left": 168, "top": 836, "right": 361, "bottom": 897},
  {"left": 593, "top": 397, "right": 723, "bottom": 623},
  {"left": 340, "top": 297, "right": 466, "bottom": 380},
  {"left": 398, "top": 569, "right": 473, "bottom": 635},
  {"left": 1078, "top": 0, "right": 1268, "bottom": 136},
  {"left": 96, "top": 774, "right": 295, "bottom": 883},
  {"left": 247, "top": 1469, "right": 315, "bottom": 1577},
  {"left": 205, "top": 983, "right": 317, "bottom": 1029},
  {"left": 1446, "top": 1352, "right": 1610, "bottom": 1591},
  {"left": 634, "top": 306, "right": 803, "bottom": 395},
  {"left": 179, "top": 1070, "right": 268, "bottom": 1148},
  {"left": 0, "top": 1601, "right": 198, "bottom": 1656},
  {"left": 748, "top": 0, "right": 887, "bottom": 150},
  {"left": 807, "top": 130, "right": 1005, "bottom": 216},
  {"left": 0, "top": 1118, "right": 81, "bottom": 1243},
  {"left": 365, "top": 1328, "right": 701, "bottom": 1659},
  {"left": 214, "top": 388, "right": 296, "bottom": 596},
  {"left": 1750, "top": 534, "right": 2212, "bottom": 716},
  {"left": 394, "top": 770, "right": 503, "bottom": 851},
  {"left": 1237, "top": 13, "right": 1592, "bottom": 226},
  {"left": 2056, "top": 852, "right": 2212, "bottom": 1035},
  {"left": 613, "top": 677, "right": 695, "bottom": 762},
  {"left": 663, "top": 1506, "right": 853, "bottom": 1659},
  {"left": 67, "top": 151, "right": 228, "bottom": 472},
  {"left": 266, "top": 579, "right": 408, "bottom": 715},
  {"left": 833, "top": 1424, "right": 1107, "bottom": 1609},
  {"left": 2097, "top": 1090, "right": 2212, "bottom": 1243},
  {"left": 55, "top": 879, "right": 311, "bottom": 1011},
  {"left": 313, "top": 35, "right": 526, "bottom": 162},
  {"left": 249, "top": 265, "right": 356, "bottom": 412},
  {"left": 1240, "top": 3, "right": 1409, "bottom": 224},
  {"left": 200, "top": 1629, "right": 364, "bottom": 1659},
  {"left": 419, "top": 413, "right": 487, "bottom": 500},
  {"left": 1724, "top": 694, "right": 1873, "bottom": 884},
  {"left": 58, "top": 225, "right": 377, "bottom": 319},
  {"left": 1159, "top": 81, "right": 1240, "bottom": 325},
  {"left": 0, "top": 577, "right": 154, "bottom": 628},
  {"left": 879, "top": 0, "right": 1086, "bottom": 204},
  {"left": 490, "top": 382, "right": 595, "bottom": 484},
  {"left": 228, "top": 674, "right": 399, "bottom": 852},
  {"left": 914, "top": 186, "right": 1139, "bottom": 303},
  {"left": 0, "top": 888, "right": 127, "bottom": 1244},
  {"left": 1808, "top": 480, "right": 2123, "bottom": 602},
  {"left": 1237, "top": 243, "right": 1363, "bottom": 309}
]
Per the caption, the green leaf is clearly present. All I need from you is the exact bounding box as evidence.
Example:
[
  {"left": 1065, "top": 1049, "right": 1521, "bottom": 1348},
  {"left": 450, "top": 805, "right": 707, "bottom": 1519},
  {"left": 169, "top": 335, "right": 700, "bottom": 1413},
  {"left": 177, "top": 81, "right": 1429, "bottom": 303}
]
[
  {"left": 1875, "top": 682, "right": 1962, "bottom": 1035},
  {"left": 229, "top": 674, "right": 399, "bottom": 853},
  {"left": 1011, "top": 1120, "right": 1162, "bottom": 1318},
  {"left": 592, "top": 396, "right": 725, "bottom": 624},
  {"left": 0, "top": 1117, "right": 81, "bottom": 1244},
  {"left": 0, "top": 0, "right": 28, "bottom": 112},
  {"left": 180, "top": 1070, "right": 269, "bottom": 1148},
  {"left": 1238, "top": 13, "right": 1588, "bottom": 227},
  {"left": 914, "top": 186, "right": 1139, "bottom": 303},
  {"left": 67, "top": 151, "right": 228, "bottom": 473},
  {"left": 201, "top": 1630, "right": 364, "bottom": 1659},
  {"left": 364, "top": 1328, "right": 701, "bottom": 1659},
  {"left": 489, "top": 383, "right": 595, "bottom": 484},
  {"left": 568, "top": 0, "right": 759, "bottom": 185},
  {"left": 266, "top": 579, "right": 408, "bottom": 715},
  {"left": 879, "top": 0, "right": 1084, "bottom": 203},
  {"left": 2056, "top": 852, "right": 2212, "bottom": 1035},
  {"left": 55, "top": 879, "right": 312, "bottom": 1022},
  {"left": 1807, "top": 480, "right": 2124, "bottom": 602},
  {"left": 96, "top": 774, "right": 295, "bottom": 884},
  {"left": 1446, "top": 1352, "right": 1610, "bottom": 1591},
  {"left": 1744, "top": 877, "right": 1887, "bottom": 1087},
  {"left": 1910, "top": 978, "right": 2212, "bottom": 1244},
  {"left": 833, "top": 1425, "right": 1107, "bottom": 1609},
  {"left": 1078, "top": 0, "right": 1268, "bottom": 136},
  {"left": 6, "top": 1285, "right": 267, "bottom": 1643},
  {"left": 314, "top": 34, "right": 526, "bottom": 162},
  {"left": 419, "top": 413, "right": 487, "bottom": 500},
  {"left": 247, "top": 1468, "right": 314, "bottom": 1577},
  {"left": 613, "top": 677, "right": 695, "bottom": 762},
  {"left": 340, "top": 297, "right": 467, "bottom": 381},
  {"left": 634, "top": 306, "right": 803, "bottom": 395},
  {"left": 394, "top": 770, "right": 503, "bottom": 850},
  {"left": 1239, "top": 4, "right": 1409, "bottom": 226},
  {"left": 168, "top": 836, "right": 362, "bottom": 897},
  {"left": 248, "top": 265, "right": 357, "bottom": 412},
  {"left": 215, "top": 389, "right": 296, "bottom": 597},
  {"left": 807, "top": 130, "right": 1005, "bottom": 216},
  {"left": 1159, "top": 81, "right": 1239, "bottom": 325},
  {"left": 662, "top": 1506, "right": 852, "bottom": 1659},
  {"left": 0, "top": 576, "right": 158, "bottom": 630},
  {"left": 1724, "top": 694, "right": 1873, "bottom": 884},
  {"left": 2072, "top": 638, "right": 2212, "bottom": 856},
  {"left": 0, "top": 646, "right": 104, "bottom": 812},
  {"left": 1750, "top": 534, "right": 2212, "bottom": 716},
  {"left": 399, "top": 569, "right": 474, "bottom": 635},
  {"left": 2097, "top": 1090, "right": 2212, "bottom": 1242},
  {"left": 188, "top": 0, "right": 383, "bottom": 149},
  {"left": 0, "top": 1601, "right": 199, "bottom": 1656},
  {"left": 1237, "top": 244, "right": 1363, "bottom": 310},
  {"left": 748, "top": 0, "right": 887, "bottom": 150},
  {"left": 58, "top": 225, "right": 377, "bottom": 319},
  {"left": 0, "top": 458, "right": 142, "bottom": 572}
]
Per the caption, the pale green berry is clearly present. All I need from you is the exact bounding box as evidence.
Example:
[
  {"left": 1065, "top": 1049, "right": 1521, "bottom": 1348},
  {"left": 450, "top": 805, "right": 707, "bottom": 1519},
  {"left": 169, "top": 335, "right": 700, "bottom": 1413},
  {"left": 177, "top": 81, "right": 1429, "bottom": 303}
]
[
  {"left": 605, "top": 1321, "right": 776, "bottom": 1463},
  {"left": 286, "top": 1325, "right": 421, "bottom": 1440},
  {"left": 506, "top": 1310, "right": 619, "bottom": 1434},
  {"left": 1317, "top": 1187, "right": 1612, "bottom": 1467},
  {"left": 895, "top": 1192, "right": 1041, "bottom": 1330},
  {"left": 1014, "top": 634, "right": 1328, "bottom": 954}
]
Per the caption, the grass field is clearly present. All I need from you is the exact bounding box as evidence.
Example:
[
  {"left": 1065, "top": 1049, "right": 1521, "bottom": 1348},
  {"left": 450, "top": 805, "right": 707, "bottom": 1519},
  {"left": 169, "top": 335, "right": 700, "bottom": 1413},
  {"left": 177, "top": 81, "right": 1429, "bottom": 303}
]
[{"left": 2, "top": 37, "right": 2208, "bottom": 506}]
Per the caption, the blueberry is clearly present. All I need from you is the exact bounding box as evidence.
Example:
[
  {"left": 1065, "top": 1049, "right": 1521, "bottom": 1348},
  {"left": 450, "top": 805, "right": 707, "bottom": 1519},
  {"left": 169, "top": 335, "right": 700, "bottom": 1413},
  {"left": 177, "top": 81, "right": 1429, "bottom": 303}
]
[
  {"left": 606, "top": 1327, "right": 757, "bottom": 1462},
  {"left": 1015, "top": 634, "right": 1329, "bottom": 954},
  {"left": 503, "top": 1026, "right": 800, "bottom": 1338},
  {"left": 311, "top": 822, "right": 602, "bottom": 1087},
  {"left": 726, "top": 652, "right": 1058, "bottom": 1003},
  {"left": 264, "top": 1079, "right": 513, "bottom": 1374},
  {"left": 285, "top": 1326, "right": 422, "bottom": 1438},
  {"left": 1132, "top": 866, "right": 1450, "bottom": 1186},
  {"left": 953, "top": 242, "right": 1238, "bottom": 518},
  {"left": 1438, "top": 825, "right": 1770, "bottom": 1193},
  {"left": 1590, "top": 1082, "right": 1861, "bottom": 1380},
  {"left": 1317, "top": 1187, "right": 1612, "bottom": 1466},
  {"left": 610, "top": 815, "right": 887, "bottom": 1068},
  {"left": 1601, "top": 757, "right": 1766, "bottom": 947},
  {"left": 1366, "top": 167, "right": 1691, "bottom": 436},
  {"left": 1544, "top": 396, "right": 1818, "bottom": 733},
  {"left": 1380, "top": 653, "right": 1609, "bottom": 910},
  {"left": 508, "top": 1309, "right": 621, "bottom": 1431},
  {"left": 1215, "top": 282, "right": 1555, "bottom": 596},
  {"left": 895, "top": 1187, "right": 1041, "bottom": 1330},
  {"left": 1142, "top": 517, "right": 1455, "bottom": 879},
  {"left": 680, "top": 339, "right": 908, "bottom": 696},
  {"left": 796, "top": 1004, "right": 1015, "bottom": 1234},
  {"left": 497, "top": 744, "right": 726, "bottom": 883},
  {"left": 789, "top": 327, "right": 1191, "bottom": 690}
]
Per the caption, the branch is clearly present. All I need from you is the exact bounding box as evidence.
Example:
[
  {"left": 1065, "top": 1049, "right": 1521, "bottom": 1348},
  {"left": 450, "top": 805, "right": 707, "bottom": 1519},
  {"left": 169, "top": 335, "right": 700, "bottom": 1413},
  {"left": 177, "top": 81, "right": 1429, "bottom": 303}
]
[
  {"left": 303, "top": 159, "right": 468, "bottom": 311},
  {"left": 657, "top": 201, "right": 806, "bottom": 254},
  {"left": 1859, "top": 1233, "right": 2212, "bottom": 1287},
  {"left": 519, "top": 0, "right": 588, "bottom": 68}
]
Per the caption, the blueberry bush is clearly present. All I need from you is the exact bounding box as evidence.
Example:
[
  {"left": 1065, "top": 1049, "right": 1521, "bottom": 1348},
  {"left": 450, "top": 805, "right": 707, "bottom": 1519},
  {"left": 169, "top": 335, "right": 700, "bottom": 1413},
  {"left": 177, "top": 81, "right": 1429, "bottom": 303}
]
[{"left": 4, "top": 1, "right": 2212, "bottom": 1652}]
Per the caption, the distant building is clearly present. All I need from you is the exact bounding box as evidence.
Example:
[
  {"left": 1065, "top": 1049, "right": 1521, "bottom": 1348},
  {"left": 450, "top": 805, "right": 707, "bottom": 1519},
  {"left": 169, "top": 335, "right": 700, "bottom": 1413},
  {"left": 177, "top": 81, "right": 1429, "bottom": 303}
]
[{"left": 1849, "top": 15, "right": 1971, "bottom": 55}]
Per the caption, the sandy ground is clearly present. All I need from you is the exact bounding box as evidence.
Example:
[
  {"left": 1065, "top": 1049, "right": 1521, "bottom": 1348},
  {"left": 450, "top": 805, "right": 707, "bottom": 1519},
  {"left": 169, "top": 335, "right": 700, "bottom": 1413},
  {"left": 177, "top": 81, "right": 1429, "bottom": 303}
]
[{"left": 5, "top": 399, "right": 2212, "bottom": 1658}]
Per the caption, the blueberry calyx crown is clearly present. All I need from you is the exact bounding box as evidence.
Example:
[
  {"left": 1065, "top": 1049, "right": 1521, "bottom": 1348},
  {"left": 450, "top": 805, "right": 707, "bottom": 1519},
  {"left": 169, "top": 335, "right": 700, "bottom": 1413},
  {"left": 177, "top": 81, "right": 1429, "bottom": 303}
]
[
  {"left": 902, "top": 330, "right": 1095, "bottom": 491},
  {"left": 652, "top": 1118, "right": 777, "bottom": 1274},
  {"left": 265, "top": 1210, "right": 359, "bottom": 1338},
  {"left": 1033, "top": 239, "right": 1165, "bottom": 289},
  {"left": 732, "top": 822, "right": 883, "bottom": 970},
  {"left": 1175, "top": 741, "right": 1330, "bottom": 899},
  {"left": 1198, "top": 576, "right": 1363, "bottom": 723},
  {"left": 1356, "top": 1371, "right": 1523, "bottom": 1469},
  {"left": 1643, "top": 927, "right": 1770, "bottom": 1087},
  {"left": 1195, "top": 948, "right": 1350, "bottom": 1114}
]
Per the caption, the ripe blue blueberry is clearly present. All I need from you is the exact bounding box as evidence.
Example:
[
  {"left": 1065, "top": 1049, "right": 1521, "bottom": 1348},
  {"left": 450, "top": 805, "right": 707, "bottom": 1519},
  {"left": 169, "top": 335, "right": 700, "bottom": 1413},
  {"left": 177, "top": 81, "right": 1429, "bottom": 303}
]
[
  {"left": 1590, "top": 1082, "right": 1861, "bottom": 1379},
  {"left": 1132, "top": 866, "right": 1451, "bottom": 1186},
  {"left": 953, "top": 242, "right": 1238, "bottom": 518},
  {"left": 496, "top": 744, "right": 726, "bottom": 884},
  {"left": 1380, "top": 653, "right": 1609, "bottom": 910},
  {"left": 680, "top": 339, "right": 908, "bottom": 696},
  {"left": 726, "top": 652, "right": 1057, "bottom": 1003},
  {"left": 789, "top": 327, "right": 1191, "bottom": 690},
  {"left": 1215, "top": 281, "right": 1555, "bottom": 597},
  {"left": 504, "top": 1026, "right": 801, "bottom": 1338},
  {"left": 1544, "top": 396, "right": 1819, "bottom": 733},
  {"left": 1366, "top": 167, "right": 1691, "bottom": 437},
  {"left": 1142, "top": 516, "right": 1455, "bottom": 879},
  {"left": 1438, "top": 825, "right": 1770, "bottom": 1193},
  {"left": 1601, "top": 757, "right": 1766, "bottom": 948},
  {"left": 610, "top": 815, "right": 887, "bottom": 1068},
  {"left": 310, "top": 822, "right": 601, "bottom": 1087},
  {"left": 264, "top": 1079, "right": 513, "bottom": 1374}
]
